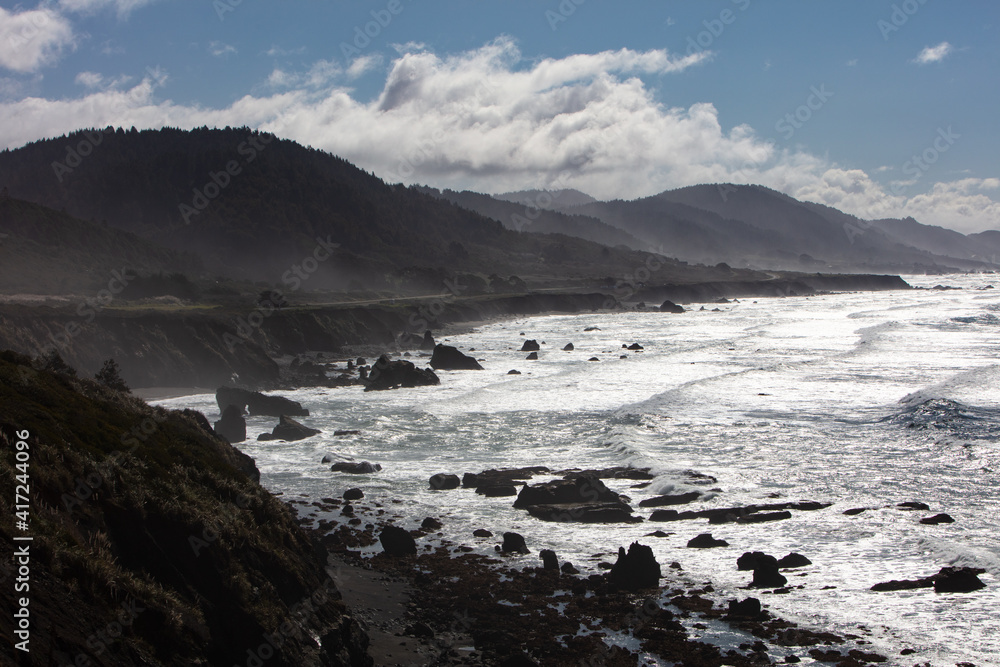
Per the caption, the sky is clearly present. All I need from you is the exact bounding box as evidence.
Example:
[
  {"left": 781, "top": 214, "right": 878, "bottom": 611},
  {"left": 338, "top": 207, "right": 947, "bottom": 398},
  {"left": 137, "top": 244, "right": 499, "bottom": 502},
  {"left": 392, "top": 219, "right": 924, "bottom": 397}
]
[{"left": 1, "top": 0, "right": 998, "bottom": 232}]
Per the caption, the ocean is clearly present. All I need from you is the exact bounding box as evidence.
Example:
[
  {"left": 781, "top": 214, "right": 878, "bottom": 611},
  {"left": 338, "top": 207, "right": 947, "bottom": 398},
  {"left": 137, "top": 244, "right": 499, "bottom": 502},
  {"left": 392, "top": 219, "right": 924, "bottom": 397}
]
[{"left": 159, "top": 274, "right": 1000, "bottom": 666}]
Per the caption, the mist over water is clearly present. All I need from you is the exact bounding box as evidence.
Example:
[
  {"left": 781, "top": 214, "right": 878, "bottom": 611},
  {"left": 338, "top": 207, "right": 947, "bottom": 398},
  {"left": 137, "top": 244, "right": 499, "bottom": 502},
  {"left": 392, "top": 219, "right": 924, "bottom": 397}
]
[{"left": 163, "top": 274, "right": 1000, "bottom": 665}]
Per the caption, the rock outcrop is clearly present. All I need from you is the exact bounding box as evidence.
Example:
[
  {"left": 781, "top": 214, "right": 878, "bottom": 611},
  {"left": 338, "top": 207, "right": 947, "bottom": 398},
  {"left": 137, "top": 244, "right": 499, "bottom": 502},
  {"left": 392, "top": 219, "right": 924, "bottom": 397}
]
[
  {"left": 257, "top": 415, "right": 321, "bottom": 441},
  {"left": 380, "top": 526, "right": 417, "bottom": 556},
  {"left": 607, "top": 542, "right": 661, "bottom": 590},
  {"left": 364, "top": 354, "right": 440, "bottom": 391},
  {"left": 217, "top": 386, "right": 309, "bottom": 417},
  {"left": 213, "top": 404, "right": 247, "bottom": 443},
  {"left": 660, "top": 300, "right": 685, "bottom": 313},
  {"left": 520, "top": 340, "right": 540, "bottom": 351},
  {"left": 513, "top": 474, "right": 639, "bottom": 523},
  {"left": 430, "top": 344, "right": 484, "bottom": 370}
]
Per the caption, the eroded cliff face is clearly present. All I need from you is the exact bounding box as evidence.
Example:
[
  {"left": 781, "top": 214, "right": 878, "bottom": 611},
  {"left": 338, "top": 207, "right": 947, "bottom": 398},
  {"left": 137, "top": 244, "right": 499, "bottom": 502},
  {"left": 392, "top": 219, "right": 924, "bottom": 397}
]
[
  {"left": 0, "top": 351, "right": 371, "bottom": 666},
  {"left": 0, "top": 293, "right": 616, "bottom": 388}
]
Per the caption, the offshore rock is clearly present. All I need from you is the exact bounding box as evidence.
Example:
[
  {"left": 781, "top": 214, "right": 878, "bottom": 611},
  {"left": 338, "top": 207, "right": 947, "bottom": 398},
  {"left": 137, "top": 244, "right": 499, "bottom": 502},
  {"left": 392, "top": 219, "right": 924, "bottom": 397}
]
[
  {"left": 213, "top": 404, "right": 246, "bottom": 443},
  {"left": 430, "top": 344, "right": 484, "bottom": 371}
]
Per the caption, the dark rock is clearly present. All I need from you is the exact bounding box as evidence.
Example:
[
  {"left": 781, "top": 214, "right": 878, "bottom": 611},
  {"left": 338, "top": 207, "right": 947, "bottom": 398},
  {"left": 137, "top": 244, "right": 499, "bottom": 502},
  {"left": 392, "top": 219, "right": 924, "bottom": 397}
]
[
  {"left": 584, "top": 326, "right": 601, "bottom": 332},
  {"left": 526, "top": 352, "right": 539, "bottom": 360},
  {"left": 343, "top": 488, "right": 364, "bottom": 501},
  {"left": 430, "top": 344, "right": 484, "bottom": 371},
  {"left": 660, "top": 300, "right": 685, "bottom": 314},
  {"left": 737, "top": 552, "right": 770, "bottom": 571},
  {"left": 776, "top": 553, "right": 812, "bottom": 569},
  {"left": 560, "top": 562, "right": 579, "bottom": 575},
  {"left": 508, "top": 369, "right": 522, "bottom": 375},
  {"left": 501, "top": 532, "right": 529, "bottom": 554},
  {"left": 364, "top": 354, "right": 440, "bottom": 391},
  {"left": 405, "top": 622, "right": 434, "bottom": 639},
  {"left": 608, "top": 542, "right": 661, "bottom": 590},
  {"left": 217, "top": 386, "right": 308, "bottom": 417},
  {"left": 473, "top": 529, "right": 493, "bottom": 538},
  {"left": 429, "top": 473, "right": 460, "bottom": 490},
  {"left": 933, "top": 566, "right": 986, "bottom": 593},
  {"left": 477, "top": 485, "right": 518, "bottom": 497},
  {"left": 524, "top": 503, "right": 641, "bottom": 523},
  {"left": 330, "top": 461, "right": 382, "bottom": 474},
  {"left": 726, "top": 598, "right": 763, "bottom": 619},
  {"left": 588, "top": 357, "right": 599, "bottom": 362},
  {"left": 920, "top": 513, "right": 955, "bottom": 525},
  {"left": 379, "top": 525, "right": 416, "bottom": 556},
  {"left": 321, "top": 454, "right": 334, "bottom": 463},
  {"left": 843, "top": 507, "right": 868, "bottom": 516},
  {"left": 749, "top": 556, "right": 788, "bottom": 589},
  {"left": 650, "top": 500, "right": 831, "bottom": 523},
  {"left": 871, "top": 577, "right": 935, "bottom": 592},
  {"left": 687, "top": 533, "right": 729, "bottom": 548},
  {"left": 333, "top": 430, "right": 360, "bottom": 436},
  {"left": 257, "top": 415, "right": 321, "bottom": 442},
  {"left": 463, "top": 466, "right": 549, "bottom": 489},
  {"left": 639, "top": 491, "right": 702, "bottom": 507},
  {"left": 540, "top": 549, "right": 559, "bottom": 570},
  {"left": 645, "top": 530, "right": 671, "bottom": 538},
  {"left": 898, "top": 501, "right": 930, "bottom": 510},
  {"left": 499, "top": 653, "right": 540, "bottom": 667},
  {"left": 737, "top": 510, "right": 792, "bottom": 524},
  {"left": 627, "top": 343, "right": 644, "bottom": 350},
  {"left": 520, "top": 340, "right": 540, "bottom": 351},
  {"left": 514, "top": 475, "right": 622, "bottom": 507},
  {"left": 356, "top": 357, "right": 366, "bottom": 366},
  {"left": 420, "top": 517, "right": 442, "bottom": 531},
  {"left": 420, "top": 330, "right": 436, "bottom": 351},
  {"left": 562, "top": 343, "right": 574, "bottom": 351},
  {"left": 213, "top": 404, "right": 246, "bottom": 443}
]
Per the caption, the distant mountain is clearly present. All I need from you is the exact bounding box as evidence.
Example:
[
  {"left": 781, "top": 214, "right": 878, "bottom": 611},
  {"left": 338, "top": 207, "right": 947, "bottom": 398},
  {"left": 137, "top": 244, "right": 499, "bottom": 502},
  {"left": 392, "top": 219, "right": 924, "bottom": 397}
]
[
  {"left": 418, "top": 186, "right": 645, "bottom": 250},
  {"left": 0, "top": 127, "right": 694, "bottom": 290},
  {"left": 494, "top": 183, "right": 997, "bottom": 272},
  {"left": 0, "top": 196, "right": 200, "bottom": 293},
  {"left": 494, "top": 189, "right": 598, "bottom": 208}
]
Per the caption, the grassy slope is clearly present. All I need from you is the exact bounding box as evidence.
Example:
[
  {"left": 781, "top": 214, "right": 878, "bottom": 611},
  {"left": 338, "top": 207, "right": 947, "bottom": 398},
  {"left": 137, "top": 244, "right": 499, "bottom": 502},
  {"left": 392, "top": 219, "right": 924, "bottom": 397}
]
[{"left": 0, "top": 350, "right": 370, "bottom": 666}]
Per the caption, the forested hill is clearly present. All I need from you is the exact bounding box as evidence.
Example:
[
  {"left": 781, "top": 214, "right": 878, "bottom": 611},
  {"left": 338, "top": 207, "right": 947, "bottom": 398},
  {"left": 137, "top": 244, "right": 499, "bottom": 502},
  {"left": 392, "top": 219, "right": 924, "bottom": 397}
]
[{"left": 0, "top": 127, "right": 690, "bottom": 288}]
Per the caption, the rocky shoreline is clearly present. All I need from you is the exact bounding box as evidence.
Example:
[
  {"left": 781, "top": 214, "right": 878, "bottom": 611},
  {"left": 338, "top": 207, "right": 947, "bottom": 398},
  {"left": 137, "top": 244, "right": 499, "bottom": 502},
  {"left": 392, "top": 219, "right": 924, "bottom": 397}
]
[
  {"left": 284, "top": 462, "right": 972, "bottom": 667},
  {"left": 0, "top": 274, "right": 911, "bottom": 390}
]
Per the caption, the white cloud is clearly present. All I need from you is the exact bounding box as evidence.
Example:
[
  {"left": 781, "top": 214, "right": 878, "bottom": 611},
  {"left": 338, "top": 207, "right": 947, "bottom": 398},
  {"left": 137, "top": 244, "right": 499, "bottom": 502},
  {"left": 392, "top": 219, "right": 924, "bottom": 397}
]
[
  {"left": 59, "top": 0, "right": 158, "bottom": 18},
  {"left": 265, "top": 45, "right": 306, "bottom": 58},
  {"left": 75, "top": 71, "right": 104, "bottom": 88},
  {"left": 0, "top": 38, "right": 996, "bottom": 232},
  {"left": 346, "top": 54, "right": 382, "bottom": 79},
  {"left": 210, "top": 41, "right": 237, "bottom": 58},
  {"left": 914, "top": 42, "right": 953, "bottom": 65},
  {"left": 0, "top": 7, "right": 75, "bottom": 73}
]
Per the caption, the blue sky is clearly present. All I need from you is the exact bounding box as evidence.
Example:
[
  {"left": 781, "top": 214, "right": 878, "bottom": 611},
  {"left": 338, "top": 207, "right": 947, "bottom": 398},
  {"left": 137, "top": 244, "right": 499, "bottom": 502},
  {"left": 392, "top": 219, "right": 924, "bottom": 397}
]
[{"left": 1, "top": 0, "right": 998, "bottom": 232}]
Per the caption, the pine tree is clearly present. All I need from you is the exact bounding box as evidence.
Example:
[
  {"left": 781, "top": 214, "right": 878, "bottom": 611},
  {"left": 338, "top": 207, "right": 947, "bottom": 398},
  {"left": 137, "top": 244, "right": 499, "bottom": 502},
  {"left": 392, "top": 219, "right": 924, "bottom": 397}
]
[{"left": 95, "top": 358, "right": 129, "bottom": 393}]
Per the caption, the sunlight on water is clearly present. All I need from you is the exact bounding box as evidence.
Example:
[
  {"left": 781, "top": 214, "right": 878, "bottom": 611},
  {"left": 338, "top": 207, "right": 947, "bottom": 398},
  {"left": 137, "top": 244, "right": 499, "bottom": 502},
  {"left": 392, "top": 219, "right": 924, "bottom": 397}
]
[{"left": 161, "top": 274, "right": 1000, "bottom": 666}]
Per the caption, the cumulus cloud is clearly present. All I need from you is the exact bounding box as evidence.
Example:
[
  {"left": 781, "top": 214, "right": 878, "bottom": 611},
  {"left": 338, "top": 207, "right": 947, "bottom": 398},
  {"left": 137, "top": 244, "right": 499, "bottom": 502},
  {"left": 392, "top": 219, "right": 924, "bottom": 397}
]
[
  {"left": 346, "top": 54, "right": 382, "bottom": 79},
  {"left": 914, "top": 42, "right": 953, "bottom": 65},
  {"left": 0, "top": 38, "right": 996, "bottom": 231},
  {"left": 0, "top": 7, "right": 75, "bottom": 73}
]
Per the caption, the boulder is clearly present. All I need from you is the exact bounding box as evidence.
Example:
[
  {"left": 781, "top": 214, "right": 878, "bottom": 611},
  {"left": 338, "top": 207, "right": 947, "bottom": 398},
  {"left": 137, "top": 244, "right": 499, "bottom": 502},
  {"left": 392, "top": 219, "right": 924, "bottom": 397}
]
[
  {"left": 333, "top": 430, "right": 361, "bottom": 436},
  {"left": 343, "top": 488, "right": 364, "bottom": 501},
  {"left": 737, "top": 510, "right": 792, "bottom": 524},
  {"left": 627, "top": 343, "right": 644, "bottom": 351},
  {"left": 526, "top": 352, "right": 539, "bottom": 360},
  {"left": 588, "top": 357, "right": 600, "bottom": 362},
  {"left": 217, "top": 386, "right": 309, "bottom": 417},
  {"left": 330, "top": 461, "right": 382, "bottom": 474},
  {"left": 897, "top": 501, "right": 930, "bottom": 510},
  {"left": 514, "top": 475, "right": 621, "bottom": 507},
  {"left": 420, "top": 517, "right": 442, "bottom": 531},
  {"left": 473, "top": 529, "right": 493, "bottom": 538},
  {"left": 560, "top": 562, "right": 579, "bottom": 575},
  {"left": 379, "top": 526, "right": 416, "bottom": 556},
  {"left": 525, "top": 504, "right": 641, "bottom": 523},
  {"left": 737, "top": 552, "right": 770, "bottom": 571},
  {"left": 213, "top": 404, "right": 247, "bottom": 443},
  {"left": 607, "top": 542, "right": 661, "bottom": 591},
  {"left": 365, "top": 354, "right": 440, "bottom": 391},
  {"left": 420, "top": 330, "right": 436, "bottom": 351},
  {"left": 920, "top": 513, "right": 955, "bottom": 525},
  {"left": 477, "top": 485, "right": 518, "bottom": 497},
  {"left": 429, "top": 473, "right": 461, "bottom": 490},
  {"left": 660, "top": 300, "right": 685, "bottom": 314},
  {"left": 540, "top": 549, "right": 559, "bottom": 570},
  {"left": 502, "top": 532, "right": 529, "bottom": 554},
  {"left": 430, "top": 344, "right": 484, "bottom": 371},
  {"left": 520, "top": 340, "right": 540, "bottom": 351},
  {"left": 776, "top": 553, "right": 812, "bottom": 569},
  {"left": 508, "top": 369, "right": 522, "bottom": 375},
  {"left": 749, "top": 555, "right": 787, "bottom": 589},
  {"left": 687, "top": 533, "right": 729, "bottom": 548},
  {"left": 639, "top": 491, "right": 702, "bottom": 508},
  {"left": 562, "top": 343, "right": 574, "bottom": 351},
  {"left": 584, "top": 326, "right": 601, "bottom": 332},
  {"left": 727, "top": 598, "right": 763, "bottom": 619},
  {"left": 463, "top": 467, "right": 549, "bottom": 489},
  {"left": 933, "top": 567, "right": 986, "bottom": 593},
  {"left": 257, "top": 415, "right": 321, "bottom": 442}
]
